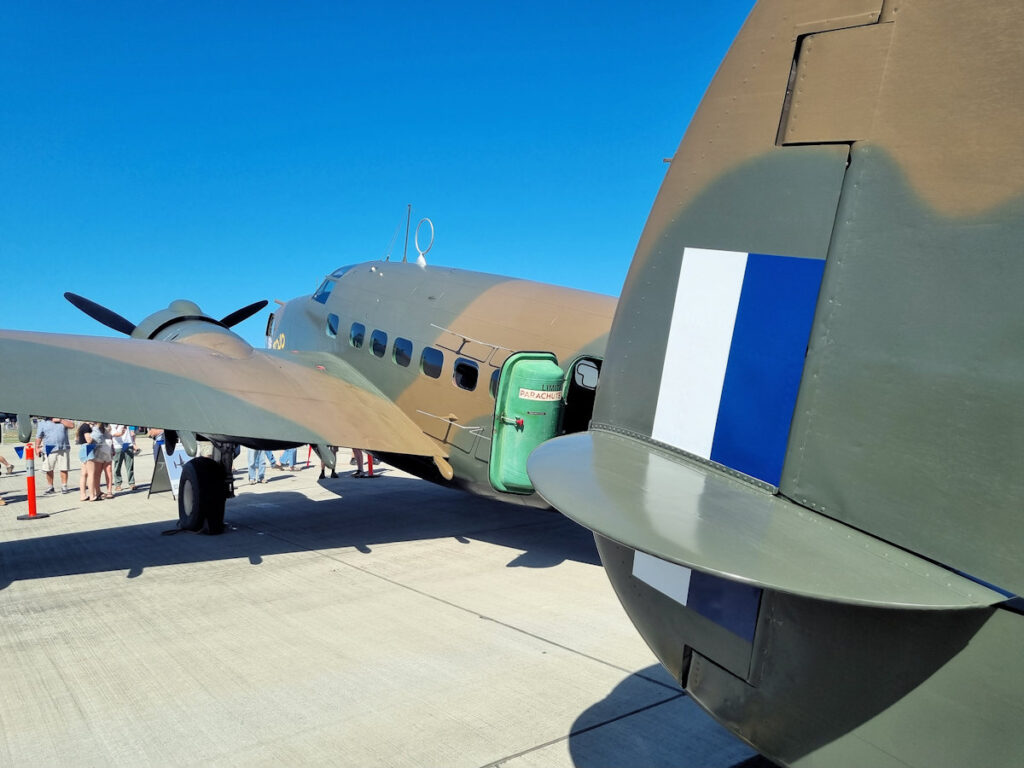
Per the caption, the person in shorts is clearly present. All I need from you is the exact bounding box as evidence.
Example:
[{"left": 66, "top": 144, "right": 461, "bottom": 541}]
[
  {"left": 35, "top": 417, "right": 74, "bottom": 494},
  {"left": 93, "top": 423, "right": 115, "bottom": 498},
  {"left": 77, "top": 421, "right": 100, "bottom": 501}
]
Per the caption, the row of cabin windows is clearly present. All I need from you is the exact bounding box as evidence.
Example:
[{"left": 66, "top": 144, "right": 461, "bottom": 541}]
[{"left": 330, "top": 315, "right": 490, "bottom": 393}]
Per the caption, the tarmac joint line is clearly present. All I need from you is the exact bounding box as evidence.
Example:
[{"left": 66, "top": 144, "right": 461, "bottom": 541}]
[
  {"left": 476, "top": 691, "right": 687, "bottom": 768},
  {"left": 233, "top": 518, "right": 682, "bottom": 690}
]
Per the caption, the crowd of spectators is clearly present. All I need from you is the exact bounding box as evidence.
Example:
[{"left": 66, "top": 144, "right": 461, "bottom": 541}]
[{"left": 2, "top": 420, "right": 361, "bottom": 506}]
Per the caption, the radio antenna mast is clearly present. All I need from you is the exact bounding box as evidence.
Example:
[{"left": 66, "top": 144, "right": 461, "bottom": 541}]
[
  {"left": 383, "top": 217, "right": 402, "bottom": 262},
  {"left": 401, "top": 204, "right": 412, "bottom": 263}
]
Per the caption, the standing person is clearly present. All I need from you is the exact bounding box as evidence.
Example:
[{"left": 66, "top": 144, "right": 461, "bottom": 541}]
[
  {"left": 318, "top": 446, "right": 339, "bottom": 479},
  {"left": 0, "top": 417, "right": 13, "bottom": 476},
  {"left": 35, "top": 417, "right": 74, "bottom": 494},
  {"left": 351, "top": 448, "right": 366, "bottom": 478},
  {"left": 0, "top": 422, "right": 13, "bottom": 504},
  {"left": 246, "top": 448, "right": 267, "bottom": 485},
  {"left": 92, "top": 423, "right": 115, "bottom": 498},
  {"left": 111, "top": 424, "right": 136, "bottom": 491},
  {"left": 0, "top": 454, "right": 8, "bottom": 505},
  {"left": 265, "top": 450, "right": 281, "bottom": 470},
  {"left": 147, "top": 428, "right": 165, "bottom": 459},
  {"left": 76, "top": 421, "right": 100, "bottom": 502},
  {"left": 279, "top": 447, "right": 299, "bottom": 471}
]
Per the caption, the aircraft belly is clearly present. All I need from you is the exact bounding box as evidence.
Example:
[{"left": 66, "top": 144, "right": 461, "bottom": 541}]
[
  {"left": 687, "top": 602, "right": 1023, "bottom": 768},
  {"left": 597, "top": 533, "right": 1024, "bottom": 767}
]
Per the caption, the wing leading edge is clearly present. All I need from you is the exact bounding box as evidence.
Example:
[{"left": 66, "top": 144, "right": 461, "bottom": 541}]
[{"left": 0, "top": 330, "right": 446, "bottom": 462}]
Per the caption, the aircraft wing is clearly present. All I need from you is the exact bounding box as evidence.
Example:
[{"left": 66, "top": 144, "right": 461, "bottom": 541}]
[{"left": 0, "top": 329, "right": 445, "bottom": 460}]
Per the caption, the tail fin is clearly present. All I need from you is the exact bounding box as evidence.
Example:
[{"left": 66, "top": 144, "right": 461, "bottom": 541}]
[
  {"left": 529, "top": 3, "right": 1024, "bottom": 764},
  {"left": 534, "top": 0, "right": 1024, "bottom": 603}
]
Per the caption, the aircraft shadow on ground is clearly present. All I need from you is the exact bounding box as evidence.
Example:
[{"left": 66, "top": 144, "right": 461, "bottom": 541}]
[
  {"left": 0, "top": 474, "right": 600, "bottom": 589},
  {"left": 567, "top": 665, "right": 779, "bottom": 768}
]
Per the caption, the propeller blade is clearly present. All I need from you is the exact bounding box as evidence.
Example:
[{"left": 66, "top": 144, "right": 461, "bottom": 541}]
[
  {"left": 63, "top": 292, "right": 137, "bottom": 335},
  {"left": 220, "top": 299, "right": 269, "bottom": 328}
]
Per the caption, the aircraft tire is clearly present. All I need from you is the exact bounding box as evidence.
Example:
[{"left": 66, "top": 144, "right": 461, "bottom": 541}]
[{"left": 178, "top": 456, "right": 226, "bottom": 535}]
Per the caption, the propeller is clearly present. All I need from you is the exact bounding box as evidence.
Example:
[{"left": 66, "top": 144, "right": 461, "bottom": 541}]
[
  {"left": 63, "top": 292, "right": 137, "bottom": 336},
  {"left": 64, "top": 293, "right": 269, "bottom": 337},
  {"left": 220, "top": 299, "right": 269, "bottom": 328}
]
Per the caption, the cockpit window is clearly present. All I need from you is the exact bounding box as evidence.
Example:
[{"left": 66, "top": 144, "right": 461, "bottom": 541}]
[
  {"left": 312, "top": 279, "right": 335, "bottom": 304},
  {"left": 331, "top": 265, "right": 356, "bottom": 279}
]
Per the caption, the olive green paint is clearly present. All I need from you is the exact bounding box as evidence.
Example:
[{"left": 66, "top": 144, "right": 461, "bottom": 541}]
[
  {"left": 784, "top": 145, "right": 1024, "bottom": 596},
  {"left": 688, "top": 597, "right": 1022, "bottom": 767},
  {"left": 528, "top": 430, "right": 1002, "bottom": 609},
  {"left": 593, "top": 530, "right": 1023, "bottom": 768}
]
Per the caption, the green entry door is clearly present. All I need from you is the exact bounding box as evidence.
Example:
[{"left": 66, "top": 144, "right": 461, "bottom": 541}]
[{"left": 489, "top": 352, "right": 565, "bottom": 494}]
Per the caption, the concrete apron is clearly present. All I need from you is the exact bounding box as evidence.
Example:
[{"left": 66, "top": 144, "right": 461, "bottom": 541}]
[{"left": 0, "top": 439, "right": 762, "bottom": 767}]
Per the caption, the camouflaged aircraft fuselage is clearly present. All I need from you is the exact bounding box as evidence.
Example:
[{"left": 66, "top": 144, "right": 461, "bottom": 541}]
[{"left": 272, "top": 262, "right": 615, "bottom": 504}]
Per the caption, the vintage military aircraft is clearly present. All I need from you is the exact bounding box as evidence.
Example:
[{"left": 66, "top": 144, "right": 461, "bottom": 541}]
[
  {"left": 528, "top": 0, "right": 1024, "bottom": 766},
  {"left": 0, "top": 260, "right": 614, "bottom": 533}
]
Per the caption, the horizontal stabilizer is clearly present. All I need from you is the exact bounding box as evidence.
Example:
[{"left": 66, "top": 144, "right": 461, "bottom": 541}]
[{"left": 528, "top": 430, "right": 1004, "bottom": 610}]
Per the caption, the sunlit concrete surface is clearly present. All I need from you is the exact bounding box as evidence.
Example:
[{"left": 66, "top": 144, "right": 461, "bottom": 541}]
[{"left": 0, "top": 438, "right": 771, "bottom": 767}]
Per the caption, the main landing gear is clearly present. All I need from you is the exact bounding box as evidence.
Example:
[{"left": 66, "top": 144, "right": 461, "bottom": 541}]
[
  {"left": 178, "top": 457, "right": 227, "bottom": 534},
  {"left": 174, "top": 438, "right": 237, "bottom": 535}
]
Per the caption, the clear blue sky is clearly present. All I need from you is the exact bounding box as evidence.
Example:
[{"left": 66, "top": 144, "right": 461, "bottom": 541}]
[{"left": 2, "top": 1, "right": 753, "bottom": 346}]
